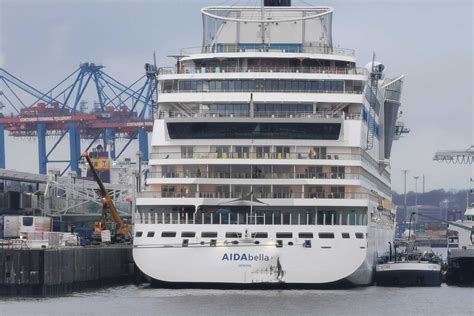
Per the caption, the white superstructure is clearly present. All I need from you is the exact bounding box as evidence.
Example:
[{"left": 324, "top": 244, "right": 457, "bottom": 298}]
[{"left": 133, "top": 1, "right": 406, "bottom": 287}]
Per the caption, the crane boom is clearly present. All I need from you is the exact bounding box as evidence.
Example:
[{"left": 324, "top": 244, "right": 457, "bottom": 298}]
[{"left": 83, "top": 152, "right": 125, "bottom": 228}]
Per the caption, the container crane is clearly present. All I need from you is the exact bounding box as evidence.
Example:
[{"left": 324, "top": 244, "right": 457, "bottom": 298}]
[{"left": 82, "top": 152, "right": 131, "bottom": 241}]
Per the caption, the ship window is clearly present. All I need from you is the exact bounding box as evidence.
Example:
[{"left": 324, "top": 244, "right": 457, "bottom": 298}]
[
  {"left": 355, "top": 233, "right": 364, "bottom": 239},
  {"left": 318, "top": 232, "right": 335, "bottom": 239},
  {"left": 276, "top": 232, "right": 293, "bottom": 238},
  {"left": 251, "top": 232, "right": 268, "bottom": 238},
  {"left": 342, "top": 233, "right": 350, "bottom": 239},
  {"left": 201, "top": 232, "right": 218, "bottom": 238},
  {"left": 22, "top": 217, "right": 34, "bottom": 226},
  {"left": 225, "top": 232, "right": 242, "bottom": 238},
  {"left": 135, "top": 232, "right": 143, "bottom": 237},
  {"left": 147, "top": 232, "right": 155, "bottom": 238},
  {"left": 167, "top": 122, "right": 341, "bottom": 140},
  {"left": 298, "top": 232, "right": 313, "bottom": 239},
  {"left": 181, "top": 231, "right": 196, "bottom": 238},
  {"left": 161, "top": 231, "right": 177, "bottom": 238},
  {"left": 234, "top": 80, "right": 242, "bottom": 90}
]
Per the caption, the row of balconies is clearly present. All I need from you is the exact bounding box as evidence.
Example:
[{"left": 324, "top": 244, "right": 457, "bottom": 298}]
[
  {"left": 148, "top": 171, "right": 354, "bottom": 180},
  {"left": 140, "top": 184, "right": 364, "bottom": 200},
  {"left": 159, "top": 65, "right": 368, "bottom": 76},
  {"left": 150, "top": 151, "right": 354, "bottom": 160}
]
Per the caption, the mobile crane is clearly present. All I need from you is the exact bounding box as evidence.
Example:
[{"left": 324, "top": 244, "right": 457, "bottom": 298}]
[{"left": 82, "top": 152, "right": 131, "bottom": 242}]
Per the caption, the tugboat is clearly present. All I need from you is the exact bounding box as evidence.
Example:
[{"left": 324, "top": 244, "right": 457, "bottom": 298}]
[
  {"left": 375, "top": 239, "right": 443, "bottom": 286},
  {"left": 376, "top": 211, "right": 442, "bottom": 287}
]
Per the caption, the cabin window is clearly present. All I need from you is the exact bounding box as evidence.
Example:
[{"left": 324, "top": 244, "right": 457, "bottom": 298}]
[
  {"left": 251, "top": 232, "right": 268, "bottom": 238},
  {"left": 22, "top": 217, "right": 34, "bottom": 226},
  {"left": 201, "top": 232, "right": 218, "bottom": 238},
  {"left": 147, "top": 232, "right": 155, "bottom": 238},
  {"left": 298, "top": 232, "right": 314, "bottom": 239},
  {"left": 135, "top": 232, "right": 143, "bottom": 237},
  {"left": 342, "top": 233, "right": 350, "bottom": 239},
  {"left": 318, "top": 232, "right": 335, "bottom": 239},
  {"left": 225, "top": 232, "right": 242, "bottom": 238},
  {"left": 355, "top": 233, "right": 364, "bottom": 239},
  {"left": 181, "top": 232, "right": 196, "bottom": 238},
  {"left": 276, "top": 232, "right": 293, "bottom": 238},
  {"left": 161, "top": 231, "right": 177, "bottom": 238}
]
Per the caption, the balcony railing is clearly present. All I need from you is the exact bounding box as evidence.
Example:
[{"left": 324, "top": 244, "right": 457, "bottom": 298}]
[
  {"left": 179, "top": 45, "right": 356, "bottom": 57},
  {"left": 161, "top": 88, "right": 363, "bottom": 95},
  {"left": 158, "top": 111, "right": 361, "bottom": 120},
  {"left": 159, "top": 66, "right": 368, "bottom": 76},
  {"left": 138, "top": 191, "right": 368, "bottom": 200},
  {"left": 150, "top": 151, "right": 358, "bottom": 160},
  {"left": 148, "top": 171, "right": 359, "bottom": 180},
  {"left": 135, "top": 211, "right": 367, "bottom": 226}
]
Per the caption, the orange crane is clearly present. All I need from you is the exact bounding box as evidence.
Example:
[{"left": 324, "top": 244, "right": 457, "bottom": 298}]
[{"left": 82, "top": 152, "right": 131, "bottom": 241}]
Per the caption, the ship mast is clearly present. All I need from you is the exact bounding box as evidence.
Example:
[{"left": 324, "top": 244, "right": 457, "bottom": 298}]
[{"left": 260, "top": 0, "right": 265, "bottom": 46}]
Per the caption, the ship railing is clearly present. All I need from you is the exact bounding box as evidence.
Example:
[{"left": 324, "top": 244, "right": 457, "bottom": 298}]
[
  {"left": 134, "top": 211, "right": 368, "bottom": 226},
  {"left": 179, "top": 44, "right": 355, "bottom": 57},
  {"left": 150, "top": 151, "right": 359, "bottom": 160},
  {"left": 137, "top": 191, "right": 368, "bottom": 200},
  {"left": 147, "top": 171, "right": 360, "bottom": 181},
  {"left": 158, "top": 111, "right": 347, "bottom": 119},
  {"left": 159, "top": 66, "right": 368, "bottom": 76},
  {"left": 160, "top": 88, "right": 364, "bottom": 95}
]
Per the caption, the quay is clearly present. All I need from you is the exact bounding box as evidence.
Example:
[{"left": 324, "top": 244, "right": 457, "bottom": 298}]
[{"left": 0, "top": 245, "right": 136, "bottom": 296}]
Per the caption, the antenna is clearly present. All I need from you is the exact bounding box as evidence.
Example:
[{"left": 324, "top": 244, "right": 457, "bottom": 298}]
[
  {"left": 261, "top": 0, "right": 266, "bottom": 46},
  {"left": 153, "top": 51, "right": 157, "bottom": 70}
]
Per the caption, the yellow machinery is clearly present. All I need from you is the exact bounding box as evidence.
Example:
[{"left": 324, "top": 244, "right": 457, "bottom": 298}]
[{"left": 83, "top": 152, "right": 131, "bottom": 241}]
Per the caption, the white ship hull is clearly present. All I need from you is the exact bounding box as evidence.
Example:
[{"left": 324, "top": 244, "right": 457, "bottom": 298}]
[{"left": 133, "top": 221, "right": 394, "bottom": 286}]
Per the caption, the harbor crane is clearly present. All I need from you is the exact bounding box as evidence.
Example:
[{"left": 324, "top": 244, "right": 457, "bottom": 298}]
[{"left": 433, "top": 146, "right": 474, "bottom": 164}]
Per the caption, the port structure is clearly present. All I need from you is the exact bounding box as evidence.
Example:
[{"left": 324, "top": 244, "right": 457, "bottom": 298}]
[
  {"left": 0, "top": 62, "right": 157, "bottom": 175},
  {"left": 433, "top": 146, "right": 474, "bottom": 164}
]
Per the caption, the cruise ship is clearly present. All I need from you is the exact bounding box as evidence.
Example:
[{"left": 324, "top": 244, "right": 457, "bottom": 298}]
[{"left": 133, "top": 0, "right": 407, "bottom": 287}]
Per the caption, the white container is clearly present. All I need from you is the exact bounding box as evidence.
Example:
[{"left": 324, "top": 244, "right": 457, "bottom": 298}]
[{"left": 101, "top": 230, "right": 112, "bottom": 243}]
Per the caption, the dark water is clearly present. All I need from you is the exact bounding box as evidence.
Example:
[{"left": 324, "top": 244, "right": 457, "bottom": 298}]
[{"left": 1, "top": 284, "right": 473, "bottom": 316}]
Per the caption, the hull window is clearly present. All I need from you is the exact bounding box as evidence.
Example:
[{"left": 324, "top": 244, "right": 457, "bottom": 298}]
[
  {"left": 318, "top": 232, "right": 335, "bottom": 239},
  {"left": 161, "top": 231, "right": 177, "bottom": 238},
  {"left": 276, "top": 232, "right": 293, "bottom": 238}
]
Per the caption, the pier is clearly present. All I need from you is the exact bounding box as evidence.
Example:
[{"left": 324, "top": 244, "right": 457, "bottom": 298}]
[{"left": 0, "top": 245, "right": 135, "bottom": 296}]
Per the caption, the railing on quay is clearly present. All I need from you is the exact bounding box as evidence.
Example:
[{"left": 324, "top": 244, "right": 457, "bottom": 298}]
[
  {"left": 179, "top": 45, "right": 356, "bottom": 57},
  {"left": 159, "top": 66, "right": 368, "bottom": 76}
]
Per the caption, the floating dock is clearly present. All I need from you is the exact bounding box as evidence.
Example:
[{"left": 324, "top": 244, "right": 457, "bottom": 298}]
[{"left": 0, "top": 245, "right": 135, "bottom": 296}]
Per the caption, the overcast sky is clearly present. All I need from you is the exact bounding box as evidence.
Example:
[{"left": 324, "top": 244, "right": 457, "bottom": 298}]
[{"left": 0, "top": 0, "right": 472, "bottom": 193}]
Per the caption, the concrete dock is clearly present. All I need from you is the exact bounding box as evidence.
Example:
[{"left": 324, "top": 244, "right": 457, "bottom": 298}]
[{"left": 0, "top": 245, "right": 136, "bottom": 296}]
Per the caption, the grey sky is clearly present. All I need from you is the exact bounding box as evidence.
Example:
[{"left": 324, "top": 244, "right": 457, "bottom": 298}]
[{"left": 0, "top": 0, "right": 472, "bottom": 193}]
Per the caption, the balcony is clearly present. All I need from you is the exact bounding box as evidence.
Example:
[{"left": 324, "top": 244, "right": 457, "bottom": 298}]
[
  {"left": 150, "top": 150, "right": 359, "bottom": 161},
  {"left": 147, "top": 171, "right": 358, "bottom": 180},
  {"left": 158, "top": 111, "right": 361, "bottom": 120},
  {"left": 159, "top": 66, "right": 368, "bottom": 76},
  {"left": 137, "top": 191, "right": 368, "bottom": 200}
]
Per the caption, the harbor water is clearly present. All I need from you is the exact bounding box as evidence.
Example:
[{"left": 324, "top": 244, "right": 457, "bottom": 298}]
[{"left": 1, "top": 284, "right": 472, "bottom": 316}]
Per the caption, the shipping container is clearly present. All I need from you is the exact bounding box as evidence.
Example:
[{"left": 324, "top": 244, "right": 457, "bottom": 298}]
[{"left": 1, "top": 215, "right": 52, "bottom": 238}]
